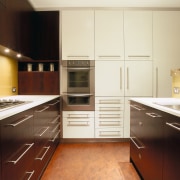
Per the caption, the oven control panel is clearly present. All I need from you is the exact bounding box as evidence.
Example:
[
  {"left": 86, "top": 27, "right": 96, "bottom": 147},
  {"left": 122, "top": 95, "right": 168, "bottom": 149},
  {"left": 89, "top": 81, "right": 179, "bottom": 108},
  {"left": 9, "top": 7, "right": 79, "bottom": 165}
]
[{"left": 62, "top": 60, "right": 95, "bottom": 67}]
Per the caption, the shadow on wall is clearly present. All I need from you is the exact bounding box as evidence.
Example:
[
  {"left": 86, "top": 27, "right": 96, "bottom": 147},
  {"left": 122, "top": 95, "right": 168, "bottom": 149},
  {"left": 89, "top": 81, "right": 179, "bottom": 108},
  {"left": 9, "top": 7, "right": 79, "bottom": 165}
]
[{"left": 0, "top": 55, "right": 18, "bottom": 96}]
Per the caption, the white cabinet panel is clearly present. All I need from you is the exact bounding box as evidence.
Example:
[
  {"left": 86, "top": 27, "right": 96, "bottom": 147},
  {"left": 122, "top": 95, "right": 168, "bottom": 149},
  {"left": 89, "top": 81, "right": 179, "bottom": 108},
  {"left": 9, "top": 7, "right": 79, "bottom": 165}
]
[
  {"left": 124, "top": 11, "right": 152, "bottom": 60},
  {"left": 62, "top": 10, "right": 94, "bottom": 60},
  {"left": 125, "top": 61, "right": 153, "bottom": 97},
  {"left": 63, "top": 111, "right": 94, "bottom": 138},
  {"left": 95, "top": 10, "right": 124, "bottom": 60},
  {"left": 153, "top": 11, "right": 180, "bottom": 97},
  {"left": 95, "top": 61, "right": 124, "bottom": 96}
]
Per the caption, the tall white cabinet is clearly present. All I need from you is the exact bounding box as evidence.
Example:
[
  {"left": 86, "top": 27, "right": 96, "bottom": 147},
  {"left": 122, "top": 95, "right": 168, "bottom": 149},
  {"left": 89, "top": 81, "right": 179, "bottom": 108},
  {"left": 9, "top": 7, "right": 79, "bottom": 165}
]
[
  {"left": 61, "top": 10, "right": 94, "bottom": 60},
  {"left": 153, "top": 11, "right": 180, "bottom": 97}
]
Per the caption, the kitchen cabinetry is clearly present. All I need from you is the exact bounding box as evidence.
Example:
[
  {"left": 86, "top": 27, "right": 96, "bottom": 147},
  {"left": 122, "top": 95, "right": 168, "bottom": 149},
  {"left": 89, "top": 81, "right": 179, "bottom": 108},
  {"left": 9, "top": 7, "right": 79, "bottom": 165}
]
[
  {"left": 124, "top": 11, "right": 152, "bottom": 61},
  {"left": 32, "top": 11, "right": 59, "bottom": 60},
  {"left": 18, "top": 61, "right": 59, "bottom": 95},
  {"left": 95, "top": 97, "right": 124, "bottom": 138},
  {"left": 153, "top": 11, "right": 180, "bottom": 97},
  {"left": 33, "top": 98, "right": 60, "bottom": 179},
  {"left": 163, "top": 113, "right": 180, "bottom": 180},
  {"left": 130, "top": 101, "right": 163, "bottom": 180},
  {"left": 95, "top": 10, "right": 124, "bottom": 60},
  {"left": 1, "top": 108, "right": 35, "bottom": 180},
  {"left": 63, "top": 111, "right": 94, "bottom": 138},
  {"left": 62, "top": 10, "right": 94, "bottom": 60}
]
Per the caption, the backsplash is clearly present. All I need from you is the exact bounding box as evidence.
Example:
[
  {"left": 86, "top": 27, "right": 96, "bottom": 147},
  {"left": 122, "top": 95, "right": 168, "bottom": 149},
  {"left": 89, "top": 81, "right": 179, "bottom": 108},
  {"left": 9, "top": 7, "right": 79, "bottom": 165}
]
[{"left": 0, "top": 55, "right": 18, "bottom": 96}]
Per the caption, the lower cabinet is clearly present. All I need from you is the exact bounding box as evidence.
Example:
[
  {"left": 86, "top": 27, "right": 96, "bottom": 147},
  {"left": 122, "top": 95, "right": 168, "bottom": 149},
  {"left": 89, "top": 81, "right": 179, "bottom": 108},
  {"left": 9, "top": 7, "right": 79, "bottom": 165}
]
[
  {"left": 130, "top": 100, "right": 180, "bottom": 180},
  {"left": 63, "top": 111, "right": 94, "bottom": 138},
  {"left": 0, "top": 97, "right": 61, "bottom": 180}
]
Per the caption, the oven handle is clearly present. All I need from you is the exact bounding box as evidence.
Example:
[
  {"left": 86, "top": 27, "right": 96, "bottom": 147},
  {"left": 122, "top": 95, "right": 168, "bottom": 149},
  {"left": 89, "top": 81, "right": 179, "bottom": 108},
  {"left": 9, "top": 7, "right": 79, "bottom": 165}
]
[
  {"left": 64, "top": 67, "right": 94, "bottom": 70},
  {"left": 65, "top": 93, "right": 94, "bottom": 97}
]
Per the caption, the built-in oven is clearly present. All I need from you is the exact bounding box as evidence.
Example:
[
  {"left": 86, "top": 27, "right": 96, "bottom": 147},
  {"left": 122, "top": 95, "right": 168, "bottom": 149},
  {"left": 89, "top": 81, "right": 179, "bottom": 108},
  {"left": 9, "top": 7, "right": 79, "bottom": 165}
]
[{"left": 61, "top": 60, "right": 95, "bottom": 111}]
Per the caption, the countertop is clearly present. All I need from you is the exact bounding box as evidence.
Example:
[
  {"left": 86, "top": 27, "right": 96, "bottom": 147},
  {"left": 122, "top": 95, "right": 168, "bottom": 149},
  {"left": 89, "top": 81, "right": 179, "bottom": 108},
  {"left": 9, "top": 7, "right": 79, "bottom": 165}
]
[
  {"left": 130, "top": 98, "right": 180, "bottom": 117},
  {"left": 0, "top": 95, "right": 60, "bottom": 120}
]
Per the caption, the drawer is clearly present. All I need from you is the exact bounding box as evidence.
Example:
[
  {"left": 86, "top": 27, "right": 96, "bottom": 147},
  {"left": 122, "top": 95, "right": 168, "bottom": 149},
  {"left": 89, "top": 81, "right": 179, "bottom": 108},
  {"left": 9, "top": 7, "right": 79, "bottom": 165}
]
[
  {"left": 95, "top": 118, "right": 123, "bottom": 128},
  {"left": 63, "top": 111, "right": 94, "bottom": 118},
  {"left": 95, "top": 97, "right": 124, "bottom": 104},
  {"left": 95, "top": 111, "right": 123, "bottom": 118},
  {"left": 63, "top": 117, "right": 94, "bottom": 138},
  {"left": 95, "top": 128, "right": 123, "bottom": 138}
]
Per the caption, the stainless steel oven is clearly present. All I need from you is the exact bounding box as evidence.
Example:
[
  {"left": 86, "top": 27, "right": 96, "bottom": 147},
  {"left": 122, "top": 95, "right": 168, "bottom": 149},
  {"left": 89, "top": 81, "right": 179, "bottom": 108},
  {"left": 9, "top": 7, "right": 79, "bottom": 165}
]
[{"left": 62, "top": 60, "right": 95, "bottom": 111}]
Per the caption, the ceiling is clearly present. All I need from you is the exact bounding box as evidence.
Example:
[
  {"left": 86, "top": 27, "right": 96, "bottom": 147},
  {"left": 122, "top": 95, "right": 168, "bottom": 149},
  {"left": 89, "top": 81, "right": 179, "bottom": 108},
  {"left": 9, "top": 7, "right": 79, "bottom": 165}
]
[{"left": 28, "top": 0, "right": 180, "bottom": 9}]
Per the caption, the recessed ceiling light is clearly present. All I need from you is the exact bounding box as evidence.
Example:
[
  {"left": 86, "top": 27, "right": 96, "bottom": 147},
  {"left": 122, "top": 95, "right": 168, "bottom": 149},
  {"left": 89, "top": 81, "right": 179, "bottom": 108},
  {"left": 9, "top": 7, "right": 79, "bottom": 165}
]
[
  {"left": 17, "top": 53, "right": 22, "bottom": 58},
  {"left": 4, "top": 48, "right": 10, "bottom": 53}
]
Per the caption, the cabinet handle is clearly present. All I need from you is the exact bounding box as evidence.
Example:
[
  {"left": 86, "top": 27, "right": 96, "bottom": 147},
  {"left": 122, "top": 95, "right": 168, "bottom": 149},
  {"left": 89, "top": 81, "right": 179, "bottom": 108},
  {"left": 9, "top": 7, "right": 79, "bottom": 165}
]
[
  {"left": 156, "top": 67, "right": 159, "bottom": 97},
  {"left": 49, "top": 131, "right": 61, "bottom": 142},
  {"left": 130, "top": 105, "right": 145, "bottom": 111},
  {"left": 35, "top": 146, "right": 50, "bottom": 161},
  {"left": 35, "top": 106, "right": 49, "bottom": 113},
  {"left": 99, "top": 114, "right": 121, "bottom": 118},
  {"left": 130, "top": 137, "right": 145, "bottom": 149},
  {"left": 26, "top": 170, "right": 35, "bottom": 180},
  {"left": 99, "top": 121, "right": 121, "bottom": 126},
  {"left": 52, "top": 123, "right": 60, "bottom": 132},
  {"left": 50, "top": 115, "right": 61, "bottom": 124},
  {"left": 99, "top": 99, "right": 121, "bottom": 104},
  {"left": 49, "top": 100, "right": 59, "bottom": 106},
  {"left": 99, "top": 131, "right": 121, "bottom": 137},
  {"left": 67, "top": 55, "right": 89, "bottom": 60},
  {"left": 128, "top": 55, "right": 150, "bottom": 58},
  {"left": 37, "top": 127, "right": 49, "bottom": 137},
  {"left": 99, "top": 107, "right": 121, "bottom": 111},
  {"left": 8, "top": 143, "right": 34, "bottom": 164},
  {"left": 146, "top": 112, "right": 162, "bottom": 118},
  {"left": 120, "top": 67, "right": 122, "bottom": 90},
  {"left": 68, "top": 114, "right": 90, "bottom": 118},
  {"left": 6, "top": 115, "right": 33, "bottom": 127},
  {"left": 166, "top": 122, "right": 180, "bottom": 131},
  {"left": 67, "top": 121, "right": 90, "bottom": 126},
  {"left": 127, "top": 67, "right": 129, "bottom": 89}
]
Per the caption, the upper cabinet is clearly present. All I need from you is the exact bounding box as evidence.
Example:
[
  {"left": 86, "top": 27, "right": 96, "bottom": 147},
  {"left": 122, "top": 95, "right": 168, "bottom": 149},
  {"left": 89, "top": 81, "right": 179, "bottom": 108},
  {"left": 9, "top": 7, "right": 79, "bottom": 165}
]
[
  {"left": 95, "top": 10, "right": 124, "bottom": 61},
  {"left": 32, "top": 11, "right": 59, "bottom": 60},
  {"left": 62, "top": 10, "right": 94, "bottom": 60},
  {"left": 124, "top": 11, "right": 153, "bottom": 61},
  {"left": 153, "top": 11, "right": 180, "bottom": 97}
]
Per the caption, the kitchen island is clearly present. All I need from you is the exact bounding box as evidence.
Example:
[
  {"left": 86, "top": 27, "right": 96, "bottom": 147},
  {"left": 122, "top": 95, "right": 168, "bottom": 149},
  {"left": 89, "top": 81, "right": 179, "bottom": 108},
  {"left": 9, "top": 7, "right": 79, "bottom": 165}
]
[
  {"left": 0, "top": 95, "right": 61, "bottom": 180},
  {"left": 130, "top": 98, "right": 180, "bottom": 180}
]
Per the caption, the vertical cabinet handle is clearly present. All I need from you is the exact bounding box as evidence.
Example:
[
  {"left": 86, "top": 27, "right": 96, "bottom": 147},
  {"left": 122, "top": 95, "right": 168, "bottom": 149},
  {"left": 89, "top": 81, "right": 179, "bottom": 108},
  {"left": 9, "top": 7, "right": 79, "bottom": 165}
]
[{"left": 156, "top": 67, "right": 158, "bottom": 97}]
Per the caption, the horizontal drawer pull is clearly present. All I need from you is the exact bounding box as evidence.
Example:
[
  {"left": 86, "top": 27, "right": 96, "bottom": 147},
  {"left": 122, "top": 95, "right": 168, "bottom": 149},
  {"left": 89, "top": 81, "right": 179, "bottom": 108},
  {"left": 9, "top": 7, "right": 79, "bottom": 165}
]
[
  {"left": 99, "top": 121, "right": 121, "bottom": 126},
  {"left": 130, "top": 137, "right": 145, "bottom": 149},
  {"left": 35, "top": 146, "right": 50, "bottom": 161},
  {"left": 166, "top": 122, "right": 180, "bottom": 131},
  {"left": 67, "top": 55, "right": 89, "bottom": 58},
  {"left": 128, "top": 55, "right": 150, "bottom": 57},
  {"left": 98, "top": 55, "right": 121, "bottom": 58},
  {"left": 130, "top": 105, "right": 145, "bottom": 111},
  {"left": 99, "top": 100, "right": 121, "bottom": 104},
  {"left": 8, "top": 143, "right": 34, "bottom": 164},
  {"left": 67, "top": 114, "right": 90, "bottom": 118},
  {"left": 48, "top": 100, "right": 59, "bottom": 106},
  {"left": 50, "top": 115, "right": 61, "bottom": 124},
  {"left": 35, "top": 106, "right": 49, "bottom": 113},
  {"left": 67, "top": 121, "right": 90, "bottom": 126},
  {"left": 99, "top": 131, "right": 121, "bottom": 136},
  {"left": 36, "top": 127, "right": 49, "bottom": 137},
  {"left": 98, "top": 107, "right": 121, "bottom": 111},
  {"left": 26, "top": 170, "right": 35, "bottom": 180},
  {"left": 146, "top": 112, "right": 162, "bottom": 118},
  {"left": 49, "top": 131, "right": 61, "bottom": 142},
  {"left": 6, "top": 115, "right": 33, "bottom": 127}
]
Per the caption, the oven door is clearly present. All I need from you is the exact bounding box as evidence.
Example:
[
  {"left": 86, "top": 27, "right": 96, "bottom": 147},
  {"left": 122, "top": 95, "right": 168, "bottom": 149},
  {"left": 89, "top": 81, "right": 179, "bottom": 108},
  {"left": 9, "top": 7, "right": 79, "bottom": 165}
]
[
  {"left": 62, "top": 94, "right": 95, "bottom": 111},
  {"left": 62, "top": 67, "right": 94, "bottom": 93}
]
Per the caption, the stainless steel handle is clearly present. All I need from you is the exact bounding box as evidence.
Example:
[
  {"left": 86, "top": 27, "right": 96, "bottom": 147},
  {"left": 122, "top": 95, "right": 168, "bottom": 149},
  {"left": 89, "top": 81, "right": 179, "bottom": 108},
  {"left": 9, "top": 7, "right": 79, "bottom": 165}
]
[
  {"left": 67, "top": 56, "right": 89, "bottom": 58},
  {"left": 66, "top": 67, "right": 93, "bottom": 70},
  {"left": 99, "top": 107, "right": 121, "bottom": 111},
  {"left": 120, "top": 67, "right": 122, "bottom": 90},
  {"left": 35, "top": 146, "right": 50, "bottom": 161},
  {"left": 67, "top": 121, "right": 90, "bottom": 126},
  {"left": 156, "top": 67, "right": 158, "bottom": 97},
  {"left": 128, "top": 55, "right": 150, "bottom": 57},
  {"left": 68, "top": 114, "right": 90, "bottom": 118},
  {"left": 49, "top": 131, "right": 61, "bottom": 142},
  {"left": 99, "top": 99, "right": 121, "bottom": 104},
  {"left": 99, "top": 131, "right": 121, "bottom": 136},
  {"left": 146, "top": 112, "right": 162, "bottom": 118},
  {"left": 49, "top": 100, "right": 59, "bottom": 106},
  {"left": 38, "top": 127, "right": 49, "bottom": 137},
  {"left": 26, "top": 170, "right": 35, "bottom": 180},
  {"left": 6, "top": 115, "right": 33, "bottom": 127},
  {"left": 50, "top": 115, "right": 61, "bottom": 124},
  {"left": 66, "top": 93, "right": 93, "bottom": 97},
  {"left": 8, "top": 143, "right": 34, "bottom": 164},
  {"left": 99, "top": 121, "right": 121, "bottom": 126},
  {"left": 127, "top": 67, "right": 129, "bottom": 89},
  {"left": 166, "top": 122, "right": 180, "bottom": 131},
  {"left": 130, "top": 137, "right": 145, "bottom": 149},
  {"left": 35, "top": 106, "right": 49, "bottom": 113},
  {"left": 52, "top": 123, "right": 60, "bottom": 132},
  {"left": 98, "top": 55, "right": 121, "bottom": 58},
  {"left": 130, "top": 105, "right": 145, "bottom": 111}
]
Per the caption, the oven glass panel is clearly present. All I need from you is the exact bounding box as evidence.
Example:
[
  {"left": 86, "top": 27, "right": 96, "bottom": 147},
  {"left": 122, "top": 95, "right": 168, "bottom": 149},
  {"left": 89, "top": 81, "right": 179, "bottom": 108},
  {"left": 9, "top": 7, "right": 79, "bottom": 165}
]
[
  {"left": 68, "top": 71, "right": 89, "bottom": 88},
  {"left": 68, "top": 96, "right": 90, "bottom": 105}
]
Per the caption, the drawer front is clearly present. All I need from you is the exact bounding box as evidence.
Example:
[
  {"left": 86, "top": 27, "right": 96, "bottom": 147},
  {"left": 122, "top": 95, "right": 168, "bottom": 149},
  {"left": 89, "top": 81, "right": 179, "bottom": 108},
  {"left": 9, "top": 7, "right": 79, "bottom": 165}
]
[
  {"left": 95, "top": 128, "right": 123, "bottom": 138},
  {"left": 95, "top": 118, "right": 123, "bottom": 128},
  {"left": 63, "top": 117, "right": 94, "bottom": 138},
  {"left": 95, "top": 97, "right": 124, "bottom": 105},
  {"left": 63, "top": 111, "right": 94, "bottom": 118}
]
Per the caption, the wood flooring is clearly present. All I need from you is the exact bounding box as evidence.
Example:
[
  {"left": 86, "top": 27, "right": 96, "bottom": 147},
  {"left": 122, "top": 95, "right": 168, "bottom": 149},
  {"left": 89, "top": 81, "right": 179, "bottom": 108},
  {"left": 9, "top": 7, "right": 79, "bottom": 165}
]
[{"left": 41, "top": 142, "right": 141, "bottom": 180}]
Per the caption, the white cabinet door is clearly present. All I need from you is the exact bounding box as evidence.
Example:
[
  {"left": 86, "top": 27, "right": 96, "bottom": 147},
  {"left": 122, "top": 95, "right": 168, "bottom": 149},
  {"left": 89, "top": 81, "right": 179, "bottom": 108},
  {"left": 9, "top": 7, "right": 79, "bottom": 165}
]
[
  {"left": 62, "top": 10, "right": 94, "bottom": 60},
  {"left": 95, "top": 61, "right": 124, "bottom": 96},
  {"left": 125, "top": 61, "right": 153, "bottom": 97},
  {"left": 153, "top": 11, "right": 180, "bottom": 97},
  {"left": 95, "top": 10, "right": 124, "bottom": 60},
  {"left": 124, "top": 11, "right": 153, "bottom": 61}
]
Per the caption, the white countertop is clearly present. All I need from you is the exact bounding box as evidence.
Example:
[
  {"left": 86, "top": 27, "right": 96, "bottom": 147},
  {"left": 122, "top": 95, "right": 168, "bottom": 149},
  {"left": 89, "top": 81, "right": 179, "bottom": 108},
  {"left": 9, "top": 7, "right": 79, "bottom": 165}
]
[
  {"left": 0, "top": 95, "right": 60, "bottom": 120},
  {"left": 130, "top": 98, "right": 180, "bottom": 117}
]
